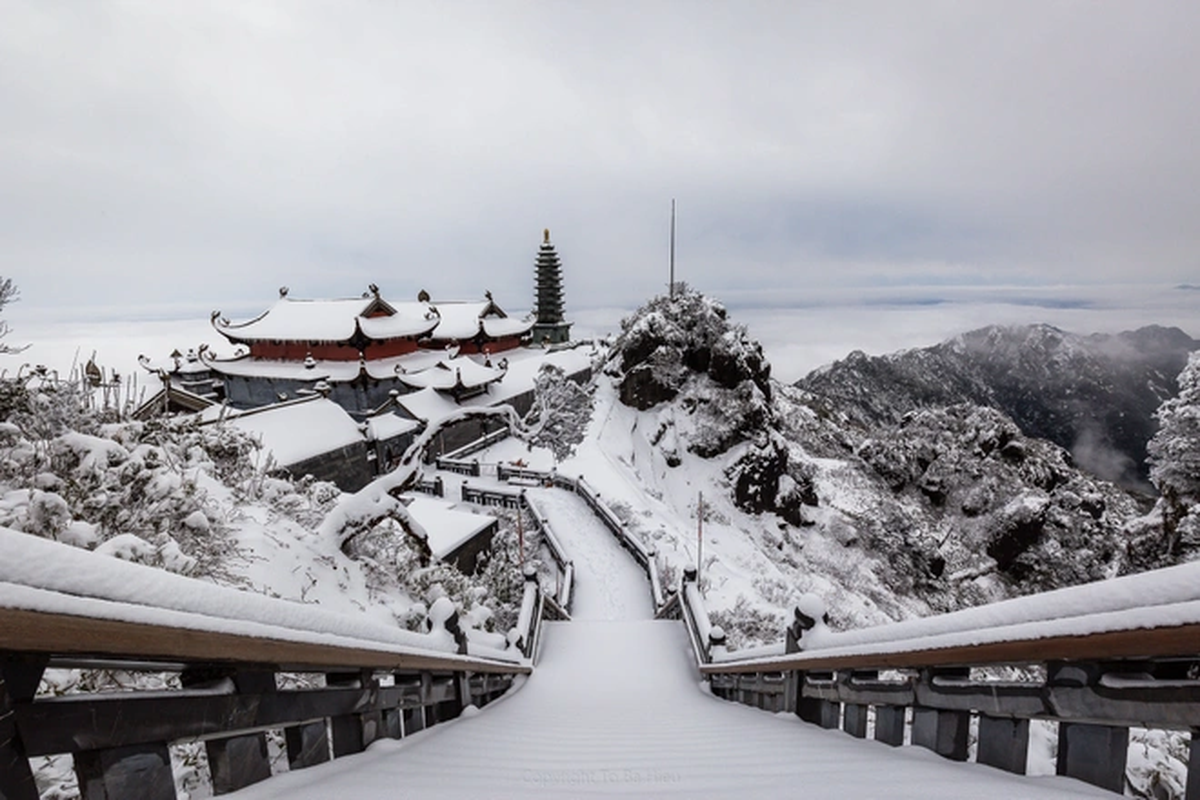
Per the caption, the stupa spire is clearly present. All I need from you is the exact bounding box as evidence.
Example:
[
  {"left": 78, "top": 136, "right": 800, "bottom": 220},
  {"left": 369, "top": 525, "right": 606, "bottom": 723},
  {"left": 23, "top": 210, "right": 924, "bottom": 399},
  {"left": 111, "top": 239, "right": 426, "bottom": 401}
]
[{"left": 531, "top": 228, "right": 572, "bottom": 345}]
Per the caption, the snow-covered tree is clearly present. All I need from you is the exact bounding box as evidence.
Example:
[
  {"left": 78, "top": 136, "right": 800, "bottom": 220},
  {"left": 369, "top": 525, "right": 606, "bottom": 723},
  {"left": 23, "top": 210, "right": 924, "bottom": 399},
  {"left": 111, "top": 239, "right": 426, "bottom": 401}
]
[
  {"left": 524, "top": 363, "right": 593, "bottom": 461},
  {"left": 1149, "top": 352, "right": 1200, "bottom": 505},
  {"left": 0, "top": 276, "right": 27, "bottom": 355}
]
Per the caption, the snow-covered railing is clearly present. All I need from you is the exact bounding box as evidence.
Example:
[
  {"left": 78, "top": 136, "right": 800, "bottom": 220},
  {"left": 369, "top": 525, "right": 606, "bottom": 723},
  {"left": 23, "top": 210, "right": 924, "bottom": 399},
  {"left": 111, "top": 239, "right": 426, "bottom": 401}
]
[
  {"left": 523, "top": 495, "right": 574, "bottom": 612},
  {"left": 460, "top": 482, "right": 524, "bottom": 509},
  {"left": 697, "top": 561, "right": 1200, "bottom": 797},
  {"left": 496, "top": 463, "right": 554, "bottom": 484},
  {"left": 678, "top": 567, "right": 728, "bottom": 669},
  {"left": 510, "top": 566, "right": 547, "bottom": 660},
  {"left": 412, "top": 475, "right": 445, "bottom": 497},
  {"left": 435, "top": 456, "right": 481, "bottom": 476},
  {"left": 0, "top": 529, "right": 529, "bottom": 800}
]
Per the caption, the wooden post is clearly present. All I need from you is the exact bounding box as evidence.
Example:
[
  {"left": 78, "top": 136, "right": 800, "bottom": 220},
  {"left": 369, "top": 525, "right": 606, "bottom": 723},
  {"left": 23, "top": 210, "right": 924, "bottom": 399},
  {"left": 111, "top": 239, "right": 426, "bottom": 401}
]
[
  {"left": 284, "top": 721, "right": 331, "bottom": 770},
  {"left": 977, "top": 715, "right": 1029, "bottom": 775},
  {"left": 74, "top": 743, "right": 176, "bottom": 800},
  {"left": 912, "top": 669, "right": 970, "bottom": 761},
  {"left": 912, "top": 707, "right": 970, "bottom": 761},
  {"left": 818, "top": 700, "right": 841, "bottom": 730},
  {"left": 206, "top": 733, "right": 271, "bottom": 795},
  {"left": 1056, "top": 722, "right": 1128, "bottom": 793},
  {"left": 326, "top": 670, "right": 372, "bottom": 758},
  {"left": 182, "top": 668, "right": 274, "bottom": 794},
  {"left": 843, "top": 704, "right": 869, "bottom": 739},
  {"left": 0, "top": 657, "right": 47, "bottom": 800},
  {"left": 1050, "top": 662, "right": 1129, "bottom": 792},
  {"left": 420, "top": 671, "right": 436, "bottom": 729},
  {"left": 874, "top": 705, "right": 906, "bottom": 746}
]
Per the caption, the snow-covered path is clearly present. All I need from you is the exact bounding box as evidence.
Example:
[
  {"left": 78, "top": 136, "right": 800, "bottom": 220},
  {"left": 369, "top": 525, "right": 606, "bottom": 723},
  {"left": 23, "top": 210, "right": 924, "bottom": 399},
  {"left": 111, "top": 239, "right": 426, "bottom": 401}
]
[
  {"left": 232, "top": 487, "right": 1106, "bottom": 800},
  {"left": 526, "top": 488, "right": 652, "bottom": 621}
]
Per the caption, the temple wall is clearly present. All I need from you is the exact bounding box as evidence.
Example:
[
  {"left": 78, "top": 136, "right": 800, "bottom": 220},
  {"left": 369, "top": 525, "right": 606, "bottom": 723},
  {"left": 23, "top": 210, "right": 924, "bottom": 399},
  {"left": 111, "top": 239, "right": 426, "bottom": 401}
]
[
  {"left": 278, "top": 441, "right": 373, "bottom": 492},
  {"left": 249, "top": 341, "right": 360, "bottom": 360}
]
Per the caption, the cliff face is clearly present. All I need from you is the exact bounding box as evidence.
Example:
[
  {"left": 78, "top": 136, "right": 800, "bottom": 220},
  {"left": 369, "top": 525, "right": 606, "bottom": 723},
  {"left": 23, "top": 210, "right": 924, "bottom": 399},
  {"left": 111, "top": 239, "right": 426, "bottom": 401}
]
[{"left": 796, "top": 323, "right": 1198, "bottom": 491}]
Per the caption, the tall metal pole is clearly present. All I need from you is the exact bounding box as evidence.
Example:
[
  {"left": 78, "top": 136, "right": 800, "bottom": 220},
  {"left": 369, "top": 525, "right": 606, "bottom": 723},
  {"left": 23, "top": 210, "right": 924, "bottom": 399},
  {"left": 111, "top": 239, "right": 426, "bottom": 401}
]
[
  {"left": 669, "top": 198, "right": 676, "bottom": 297},
  {"left": 696, "top": 490, "right": 703, "bottom": 592}
]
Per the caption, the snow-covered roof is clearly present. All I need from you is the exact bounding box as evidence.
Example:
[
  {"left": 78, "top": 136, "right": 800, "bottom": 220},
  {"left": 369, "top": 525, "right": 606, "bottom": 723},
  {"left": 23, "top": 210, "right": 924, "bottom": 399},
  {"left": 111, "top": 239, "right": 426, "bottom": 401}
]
[
  {"left": 399, "top": 358, "right": 506, "bottom": 391},
  {"left": 389, "top": 299, "right": 535, "bottom": 342},
  {"left": 213, "top": 295, "right": 437, "bottom": 343},
  {"left": 227, "top": 397, "right": 365, "bottom": 466},
  {"left": 403, "top": 496, "right": 497, "bottom": 560},
  {"left": 395, "top": 386, "right": 461, "bottom": 424},
  {"left": 365, "top": 412, "right": 421, "bottom": 442},
  {"left": 359, "top": 311, "right": 440, "bottom": 341},
  {"left": 483, "top": 316, "right": 535, "bottom": 338}
]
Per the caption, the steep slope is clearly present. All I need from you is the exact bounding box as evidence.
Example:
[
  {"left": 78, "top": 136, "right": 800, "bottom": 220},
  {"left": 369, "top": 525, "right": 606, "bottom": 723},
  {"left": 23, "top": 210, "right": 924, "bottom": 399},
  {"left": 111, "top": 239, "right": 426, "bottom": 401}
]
[{"left": 796, "top": 323, "right": 1197, "bottom": 490}]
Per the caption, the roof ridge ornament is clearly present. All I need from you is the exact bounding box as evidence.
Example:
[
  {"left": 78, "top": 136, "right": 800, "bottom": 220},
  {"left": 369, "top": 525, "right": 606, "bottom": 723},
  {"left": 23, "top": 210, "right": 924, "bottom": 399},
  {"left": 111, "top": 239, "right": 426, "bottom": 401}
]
[{"left": 279, "top": 286, "right": 289, "bottom": 298}]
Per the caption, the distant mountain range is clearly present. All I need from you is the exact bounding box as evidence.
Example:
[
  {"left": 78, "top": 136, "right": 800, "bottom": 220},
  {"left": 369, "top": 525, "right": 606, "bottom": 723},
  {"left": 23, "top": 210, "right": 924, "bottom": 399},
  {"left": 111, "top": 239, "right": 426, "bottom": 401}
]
[{"left": 796, "top": 324, "right": 1198, "bottom": 491}]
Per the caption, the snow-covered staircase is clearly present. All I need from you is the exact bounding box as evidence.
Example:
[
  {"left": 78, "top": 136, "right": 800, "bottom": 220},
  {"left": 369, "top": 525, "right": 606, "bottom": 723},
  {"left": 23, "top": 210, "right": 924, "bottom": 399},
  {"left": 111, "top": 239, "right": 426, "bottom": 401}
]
[{"left": 231, "top": 491, "right": 1105, "bottom": 800}]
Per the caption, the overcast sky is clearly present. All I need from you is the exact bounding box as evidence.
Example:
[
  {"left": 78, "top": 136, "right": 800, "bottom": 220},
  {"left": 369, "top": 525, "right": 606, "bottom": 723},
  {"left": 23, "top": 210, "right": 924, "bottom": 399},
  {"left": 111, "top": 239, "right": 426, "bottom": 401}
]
[{"left": 3, "top": 1, "right": 1200, "bottom": 327}]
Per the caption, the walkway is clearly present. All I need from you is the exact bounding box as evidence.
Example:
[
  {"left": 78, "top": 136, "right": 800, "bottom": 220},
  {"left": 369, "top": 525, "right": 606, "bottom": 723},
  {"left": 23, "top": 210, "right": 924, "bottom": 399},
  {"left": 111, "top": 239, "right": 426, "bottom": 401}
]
[{"left": 233, "top": 492, "right": 1105, "bottom": 799}]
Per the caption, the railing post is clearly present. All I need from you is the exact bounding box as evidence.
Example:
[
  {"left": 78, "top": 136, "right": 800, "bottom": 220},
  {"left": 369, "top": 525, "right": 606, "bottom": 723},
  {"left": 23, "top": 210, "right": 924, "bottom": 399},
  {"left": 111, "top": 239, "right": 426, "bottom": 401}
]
[
  {"left": 1049, "top": 662, "right": 1129, "bottom": 793},
  {"left": 911, "top": 669, "right": 970, "bottom": 761},
  {"left": 326, "top": 669, "right": 379, "bottom": 758},
  {"left": 1056, "top": 722, "right": 1128, "bottom": 792},
  {"left": 284, "top": 720, "right": 331, "bottom": 771},
  {"left": 874, "top": 705, "right": 907, "bottom": 746},
  {"left": 977, "top": 715, "right": 1029, "bottom": 775},
  {"left": 1, "top": 657, "right": 47, "bottom": 800},
  {"left": 74, "top": 743, "right": 176, "bottom": 800},
  {"left": 708, "top": 626, "right": 727, "bottom": 660},
  {"left": 843, "top": 703, "right": 869, "bottom": 738},
  {"left": 181, "top": 667, "right": 275, "bottom": 794},
  {"left": 420, "top": 670, "right": 436, "bottom": 728}
]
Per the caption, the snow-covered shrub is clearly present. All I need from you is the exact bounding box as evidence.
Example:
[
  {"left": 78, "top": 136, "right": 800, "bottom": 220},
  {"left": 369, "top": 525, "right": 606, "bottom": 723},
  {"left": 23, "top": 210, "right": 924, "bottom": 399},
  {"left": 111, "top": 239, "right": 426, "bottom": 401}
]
[{"left": 708, "top": 595, "right": 787, "bottom": 651}]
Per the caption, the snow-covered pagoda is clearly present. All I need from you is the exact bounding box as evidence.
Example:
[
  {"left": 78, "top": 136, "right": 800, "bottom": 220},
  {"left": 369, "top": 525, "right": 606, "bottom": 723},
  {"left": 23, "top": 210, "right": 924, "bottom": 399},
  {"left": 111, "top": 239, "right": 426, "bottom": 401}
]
[
  {"left": 201, "top": 285, "right": 533, "bottom": 413},
  {"left": 213, "top": 285, "right": 439, "bottom": 362}
]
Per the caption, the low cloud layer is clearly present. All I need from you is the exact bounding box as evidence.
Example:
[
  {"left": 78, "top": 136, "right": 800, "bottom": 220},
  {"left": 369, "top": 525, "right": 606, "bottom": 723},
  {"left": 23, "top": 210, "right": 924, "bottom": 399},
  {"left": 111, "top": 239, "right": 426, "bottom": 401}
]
[{"left": 4, "top": 2, "right": 1200, "bottom": 316}]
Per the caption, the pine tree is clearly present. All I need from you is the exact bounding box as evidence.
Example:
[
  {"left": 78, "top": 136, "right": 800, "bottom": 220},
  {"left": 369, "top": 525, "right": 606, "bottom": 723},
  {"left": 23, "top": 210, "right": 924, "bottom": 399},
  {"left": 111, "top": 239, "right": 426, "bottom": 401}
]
[{"left": 1149, "top": 352, "right": 1200, "bottom": 505}]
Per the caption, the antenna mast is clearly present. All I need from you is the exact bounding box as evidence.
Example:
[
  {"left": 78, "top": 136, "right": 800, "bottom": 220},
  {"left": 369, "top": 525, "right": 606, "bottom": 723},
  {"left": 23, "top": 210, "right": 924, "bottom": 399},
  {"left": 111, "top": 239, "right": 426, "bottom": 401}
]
[{"left": 669, "top": 198, "right": 676, "bottom": 297}]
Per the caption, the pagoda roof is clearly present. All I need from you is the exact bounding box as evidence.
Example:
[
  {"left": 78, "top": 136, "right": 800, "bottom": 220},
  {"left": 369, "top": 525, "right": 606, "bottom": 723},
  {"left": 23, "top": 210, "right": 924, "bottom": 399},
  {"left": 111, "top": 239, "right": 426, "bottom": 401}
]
[
  {"left": 212, "top": 294, "right": 438, "bottom": 344},
  {"left": 397, "top": 357, "right": 506, "bottom": 392},
  {"left": 391, "top": 298, "right": 534, "bottom": 342}
]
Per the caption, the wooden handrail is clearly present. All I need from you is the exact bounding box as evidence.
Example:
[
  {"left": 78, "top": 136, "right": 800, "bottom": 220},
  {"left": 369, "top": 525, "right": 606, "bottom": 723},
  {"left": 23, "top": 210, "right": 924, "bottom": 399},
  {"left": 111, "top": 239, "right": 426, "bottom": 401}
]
[
  {"left": 702, "top": 620, "right": 1200, "bottom": 674},
  {"left": 0, "top": 606, "right": 530, "bottom": 674},
  {"left": 681, "top": 563, "right": 1200, "bottom": 797}
]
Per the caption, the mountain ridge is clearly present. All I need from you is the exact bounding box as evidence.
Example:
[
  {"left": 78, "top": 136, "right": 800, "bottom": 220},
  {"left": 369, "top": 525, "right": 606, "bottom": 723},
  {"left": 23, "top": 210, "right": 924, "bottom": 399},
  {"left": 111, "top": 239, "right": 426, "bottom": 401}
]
[{"left": 795, "top": 322, "right": 1198, "bottom": 490}]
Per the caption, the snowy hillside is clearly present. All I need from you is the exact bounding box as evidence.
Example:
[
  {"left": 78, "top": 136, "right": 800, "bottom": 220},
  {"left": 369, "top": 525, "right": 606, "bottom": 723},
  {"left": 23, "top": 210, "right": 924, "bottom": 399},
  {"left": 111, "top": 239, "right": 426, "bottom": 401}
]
[{"left": 571, "top": 288, "right": 1169, "bottom": 646}]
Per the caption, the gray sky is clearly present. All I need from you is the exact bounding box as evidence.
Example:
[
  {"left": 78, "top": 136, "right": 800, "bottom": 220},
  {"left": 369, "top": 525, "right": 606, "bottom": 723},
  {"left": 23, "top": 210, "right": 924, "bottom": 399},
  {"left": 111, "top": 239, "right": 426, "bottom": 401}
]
[{"left": 4, "top": 1, "right": 1200, "bottom": 321}]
